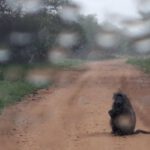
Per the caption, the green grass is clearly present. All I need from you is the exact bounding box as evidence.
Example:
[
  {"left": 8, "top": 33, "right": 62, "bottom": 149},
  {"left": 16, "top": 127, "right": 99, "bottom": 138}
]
[
  {"left": 0, "top": 59, "right": 84, "bottom": 74},
  {"left": 127, "top": 58, "right": 150, "bottom": 73},
  {"left": 50, "top": 58, "right": 85, "bottom": 69},
  {"left": 0, "top": 63, "right": 55, "bottom": 112},
  {"left": 0, "top": 80, "right": 41, "bottom": 111},
  {"left": 0, "top": 60, "right": 84, "bottom": 111}
]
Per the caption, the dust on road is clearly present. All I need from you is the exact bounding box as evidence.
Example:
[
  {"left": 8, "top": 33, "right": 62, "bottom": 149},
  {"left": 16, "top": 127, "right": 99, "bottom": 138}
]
[{"left": 0, "top": 59, "right": 150, "bottom": 150}]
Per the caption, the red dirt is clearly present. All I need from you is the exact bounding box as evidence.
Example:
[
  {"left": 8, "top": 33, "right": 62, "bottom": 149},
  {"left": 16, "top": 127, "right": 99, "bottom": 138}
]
[{"left": 0, "top": 59, "right": 150, "bottom": 150}]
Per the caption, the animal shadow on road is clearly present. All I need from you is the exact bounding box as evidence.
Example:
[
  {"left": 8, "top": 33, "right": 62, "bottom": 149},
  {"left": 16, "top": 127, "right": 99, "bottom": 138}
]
[
  {"left": 77, "top": 131, "right": 142, "bottom": 139},
  {"left": 78, "top": 132, "right": 112, "bottom": 139}
]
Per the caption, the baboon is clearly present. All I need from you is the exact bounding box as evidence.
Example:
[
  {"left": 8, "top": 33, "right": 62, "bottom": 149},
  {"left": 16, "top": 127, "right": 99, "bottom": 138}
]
[{"left": 109, "top": 92, "right": 150, "bottom": 136}]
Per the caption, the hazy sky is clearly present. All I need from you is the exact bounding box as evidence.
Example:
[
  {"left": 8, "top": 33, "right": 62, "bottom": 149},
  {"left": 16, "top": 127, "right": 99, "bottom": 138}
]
[{"left": 73, "top": 0, "right": 140, "bottom": 22}]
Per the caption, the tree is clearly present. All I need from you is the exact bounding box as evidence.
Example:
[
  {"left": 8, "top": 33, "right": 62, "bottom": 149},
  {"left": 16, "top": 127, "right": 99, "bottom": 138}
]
[
  {"left": 44, "top": 0, "right": 69, "bottom": 10},
  {"left": 0, "top": 0, "right": 87, "bottom": 63},
  {"left": 0, "top": 0, "right": 12, "bottom": 15},
  {"left": 78, "top": 15, "right": 100, "bottom": 50}
]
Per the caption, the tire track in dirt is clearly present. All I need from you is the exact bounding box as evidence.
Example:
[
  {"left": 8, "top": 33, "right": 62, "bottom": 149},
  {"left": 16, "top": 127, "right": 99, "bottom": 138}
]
[{"left": 0, "top": 59, "right": 150, "bottom": 150}]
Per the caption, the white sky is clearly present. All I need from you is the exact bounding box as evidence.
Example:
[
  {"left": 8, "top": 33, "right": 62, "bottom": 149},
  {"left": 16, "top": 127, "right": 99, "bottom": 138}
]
[{"left": 73, "top": 0, "right": 141, "bottom": 22}]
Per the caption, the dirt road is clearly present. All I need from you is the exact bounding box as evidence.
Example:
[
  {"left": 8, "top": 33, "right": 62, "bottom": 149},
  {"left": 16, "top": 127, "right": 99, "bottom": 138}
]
[{"left": 0, "top": 59, "right": 150, "bottom": 150}]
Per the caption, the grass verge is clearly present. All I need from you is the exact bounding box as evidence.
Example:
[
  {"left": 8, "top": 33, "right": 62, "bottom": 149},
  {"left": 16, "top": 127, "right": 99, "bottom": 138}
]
[
  {"left": 0, "top": 80, "right": 47, "bottom": 111},
  {"left": 127, "top": 58, "right": 150, "bottom": 73},
  {"left": 0, "top": 60, "right": 84, "bottom": 111}
]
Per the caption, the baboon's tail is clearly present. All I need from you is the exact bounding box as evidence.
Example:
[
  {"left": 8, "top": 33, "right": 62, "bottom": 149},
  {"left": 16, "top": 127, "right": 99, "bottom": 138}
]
[{"left": 134, "top": 129, "right": 150, "bottom": 134}]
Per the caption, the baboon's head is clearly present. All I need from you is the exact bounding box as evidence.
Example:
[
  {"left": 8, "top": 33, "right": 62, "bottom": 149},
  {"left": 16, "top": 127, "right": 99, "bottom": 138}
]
[{"left": 113, "top": 93, "right": 126, "bottom": 107}]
